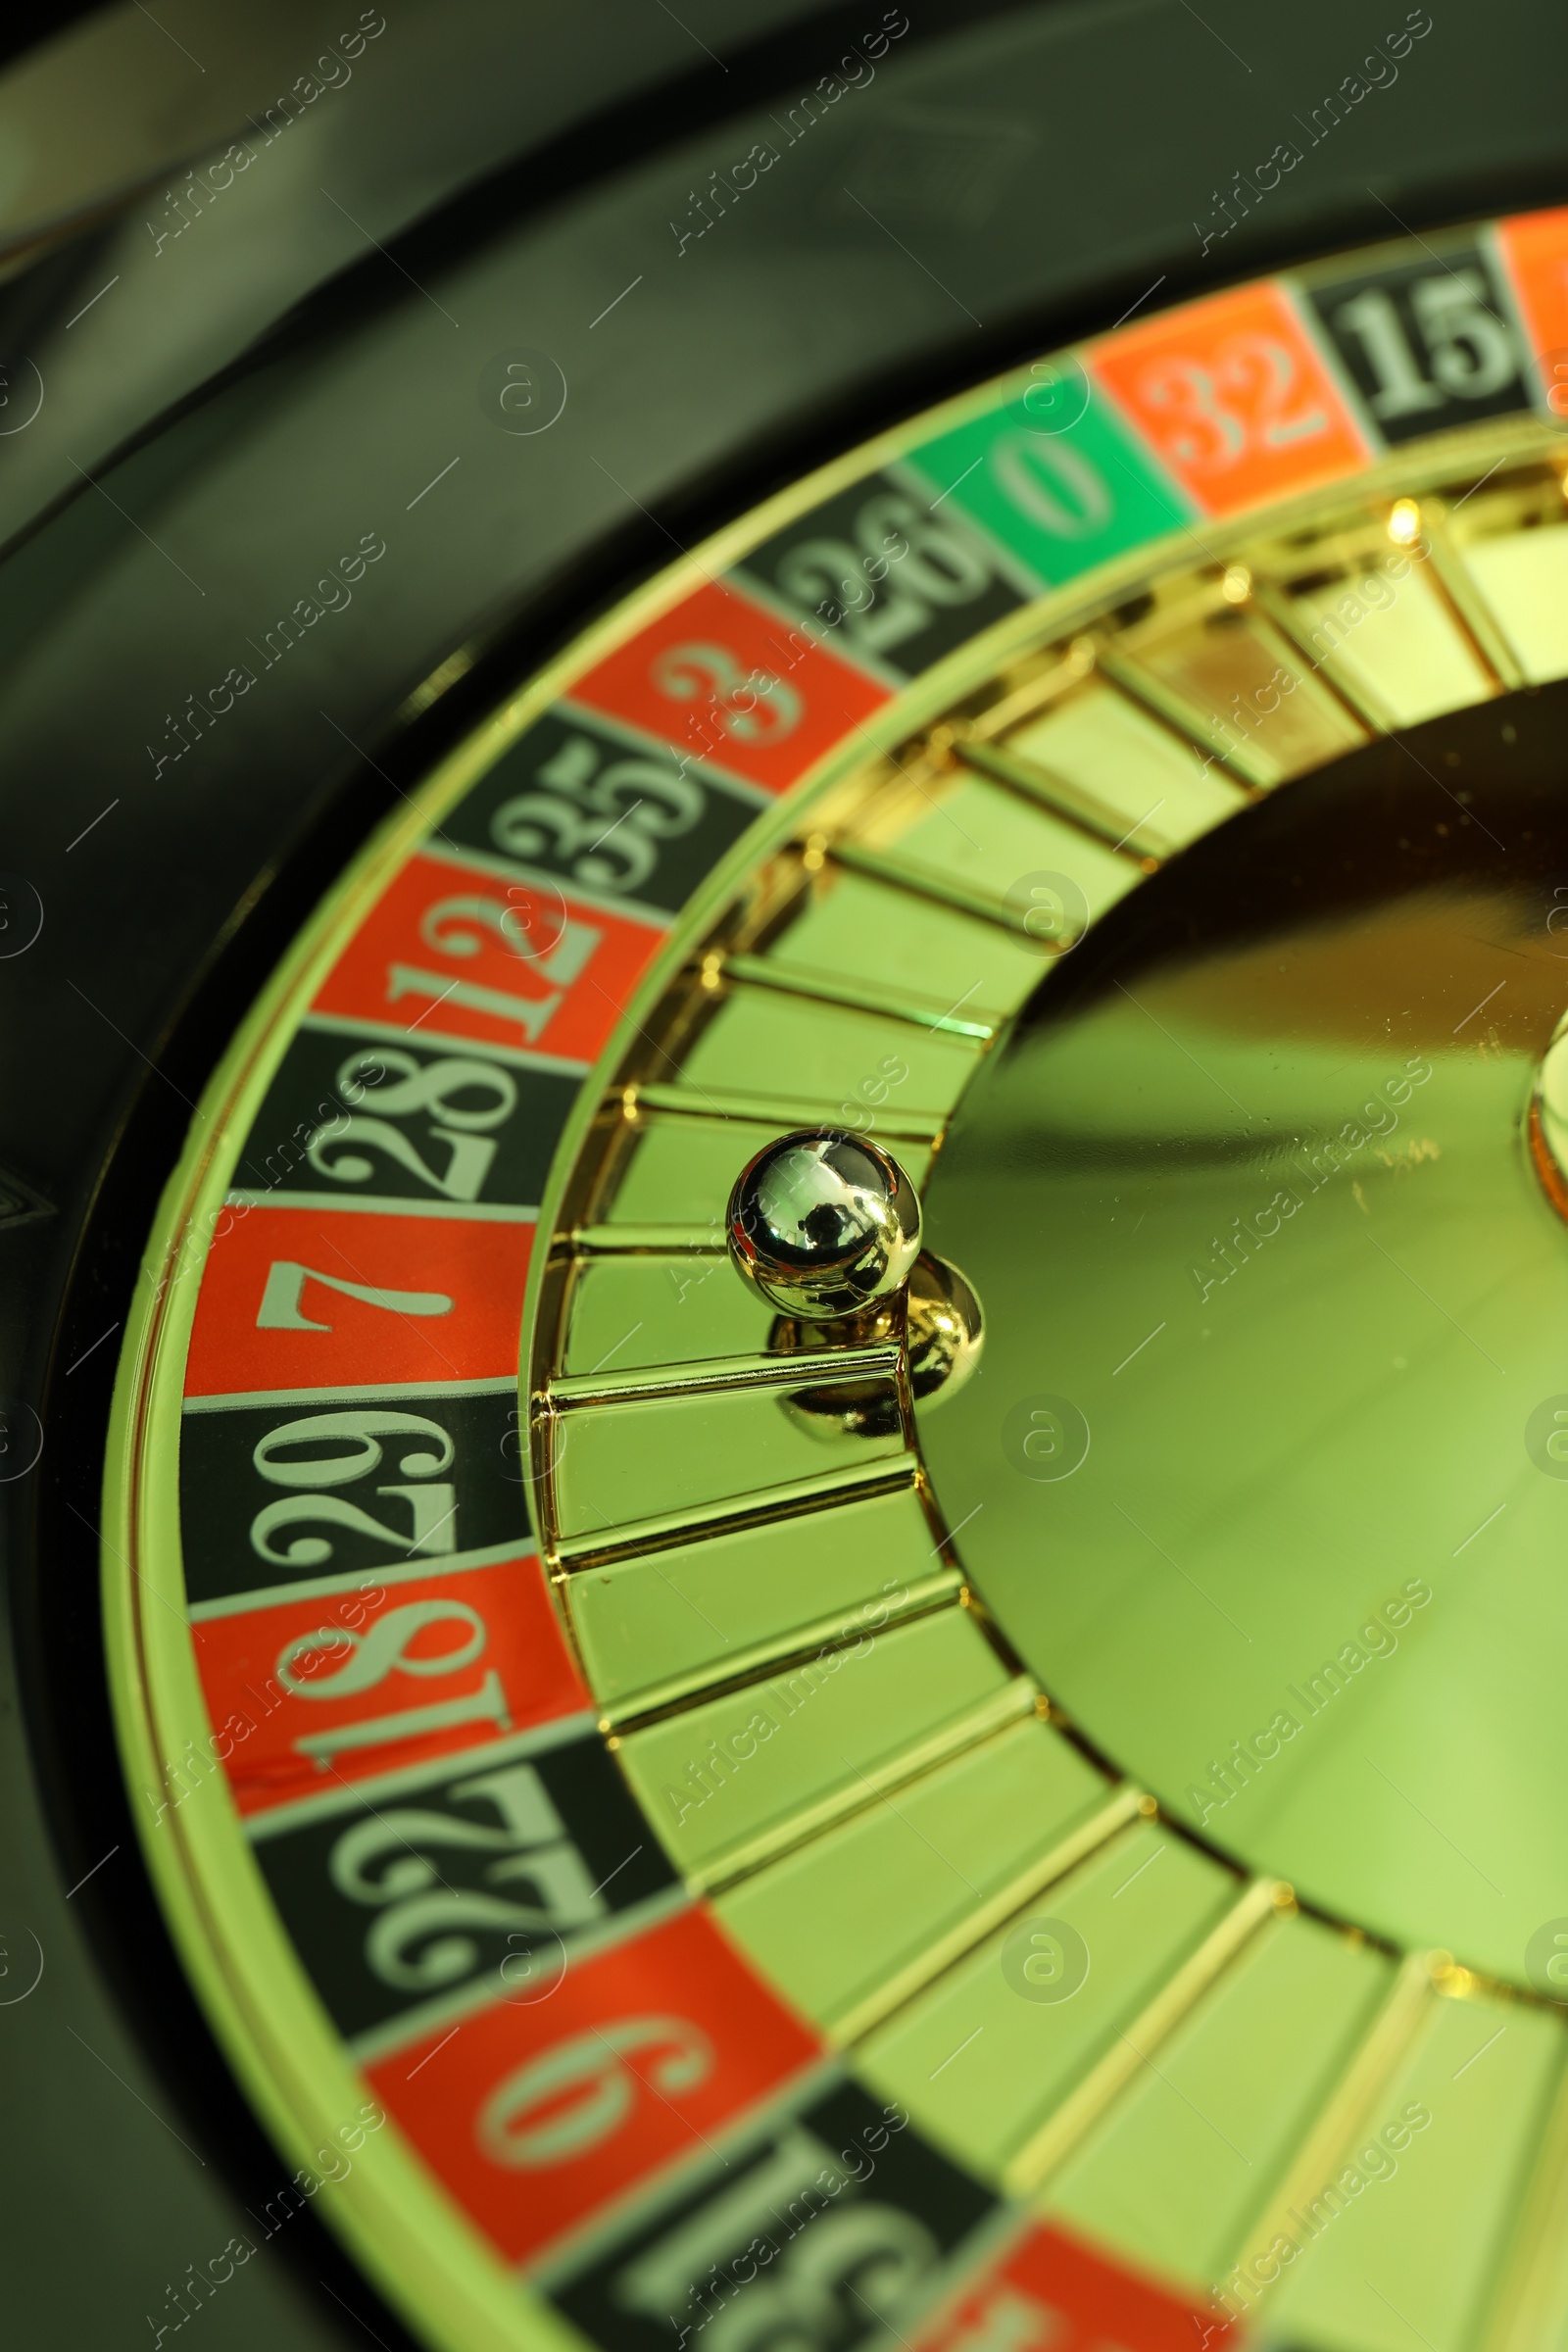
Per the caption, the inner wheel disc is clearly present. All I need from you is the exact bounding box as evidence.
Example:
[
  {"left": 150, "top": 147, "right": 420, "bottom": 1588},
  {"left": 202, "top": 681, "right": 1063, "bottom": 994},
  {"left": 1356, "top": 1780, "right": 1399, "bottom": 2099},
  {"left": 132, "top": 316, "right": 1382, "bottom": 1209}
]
[{"left": 921, "top": 679, "right": 1568, "bottom": 1984}]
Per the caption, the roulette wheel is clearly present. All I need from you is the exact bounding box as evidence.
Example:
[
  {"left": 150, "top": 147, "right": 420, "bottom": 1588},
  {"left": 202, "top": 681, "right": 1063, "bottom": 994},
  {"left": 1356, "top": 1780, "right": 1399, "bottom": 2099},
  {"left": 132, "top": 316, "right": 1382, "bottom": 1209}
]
[{"left": 12, "top": 3, "right": 1568, "bottom": 2348}]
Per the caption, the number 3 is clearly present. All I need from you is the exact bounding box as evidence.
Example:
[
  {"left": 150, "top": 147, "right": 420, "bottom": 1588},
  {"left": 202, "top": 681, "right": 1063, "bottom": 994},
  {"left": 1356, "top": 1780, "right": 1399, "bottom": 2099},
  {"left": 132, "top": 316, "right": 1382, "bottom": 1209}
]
[{"left": 652, "top": 643, "right": 802, "bottom": 743}]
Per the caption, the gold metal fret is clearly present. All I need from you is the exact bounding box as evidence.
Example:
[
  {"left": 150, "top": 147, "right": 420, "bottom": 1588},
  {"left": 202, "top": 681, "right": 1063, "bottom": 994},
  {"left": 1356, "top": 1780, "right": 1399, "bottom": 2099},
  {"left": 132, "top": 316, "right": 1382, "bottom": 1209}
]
[
  {"left": 1421, "top": 497, "right": 1525, "bottom": 693},
  {"left": 828, "top": 839, "right": 1050, "bottom": 939},
  {"left": 829, "top": 1787, "right": 1146, "bottom": 2048},
  {"left": 600, "top": 1565, "right": 963, "bottom": 1733},
  {"left": 568, "top": 1223, "right": 727, "bottom": 1255},
  {"left": 1093, "top": 643, "right": 1273, "bottom": 793},
  {"left": 1480, "top": 2037, "right": 1568, "bottom": 2352},
  {"left": 967, "top": 640, "right": 1098, "bottom": 742},
  {"left": 1250, "top": 579, "right": 1398, "bottom": 733},
  {"left": 1218, "top": 1947, "right": 1441, "bottom": 2301},
  {"left": 1004, "top": 1878, "right": 1287, "bottom": 2197},
  {"left": 687, "top": 1675, "right": 1039, "bottom": 1897},
  {"left": 552, "top": 1454, "right": 920, "bottom": 1571},
  {"left": 628, "top": 1076, "right": 943, "bottom": 1144},
  {"left": 953, "top": 731, "right": 1169, "bottom": 862},
  {"left": 545, "top": 1340, "right": 901, "bottom": 1412},
  {"left": 722, "top": 951, "right": 999, "bottom": 1040}
]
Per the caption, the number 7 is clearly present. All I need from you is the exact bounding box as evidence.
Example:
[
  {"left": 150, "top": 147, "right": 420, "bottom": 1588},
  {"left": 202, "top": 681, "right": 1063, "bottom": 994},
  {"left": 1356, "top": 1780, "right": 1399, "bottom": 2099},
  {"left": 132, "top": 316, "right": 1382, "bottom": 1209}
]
[{"left": 257, "top": 1261, "right": 454, "bottom": 1331}]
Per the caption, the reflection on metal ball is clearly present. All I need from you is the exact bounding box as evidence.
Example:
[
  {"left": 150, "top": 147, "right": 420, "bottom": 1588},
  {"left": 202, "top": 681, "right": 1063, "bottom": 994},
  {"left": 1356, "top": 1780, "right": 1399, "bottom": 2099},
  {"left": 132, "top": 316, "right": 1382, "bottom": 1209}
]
[
  {"left": 769, "top": 1253, "right": 986, "bottom": 1439},
  {"left": 726, "top": 1128, "right": 921, "bottom": 1320},
  {"left": 904, "top": 1251, "right": 985, "bottom": 1407}
]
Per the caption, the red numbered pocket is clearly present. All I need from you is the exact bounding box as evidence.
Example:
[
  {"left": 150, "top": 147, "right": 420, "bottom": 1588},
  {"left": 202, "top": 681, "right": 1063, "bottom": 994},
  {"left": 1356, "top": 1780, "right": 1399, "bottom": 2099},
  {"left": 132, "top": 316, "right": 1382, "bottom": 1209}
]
[
  {"left": 312, "top": 852, "right": 663, "bottom": 1064},
  {"left": 185, "top": 1205, "right": 532, "bottom": 1396},
  {"left": 1089, "top": 279, "right": 1372, "bottom": 515},
  {"left": 569, "top": 578, "right": 890, "bottom": 792},
  {"left": 195, "top": 1554, "right": 585, "bottom": 1813},
  {"left": 917, "top": 2222, "right": 1237, "bottom": 2352},
  {"left": 1495, "top": 206, "right": 1568, "bottom": 418},
  {"left": 369, "top": 1906, "right": 820, "bottom": 2265}
]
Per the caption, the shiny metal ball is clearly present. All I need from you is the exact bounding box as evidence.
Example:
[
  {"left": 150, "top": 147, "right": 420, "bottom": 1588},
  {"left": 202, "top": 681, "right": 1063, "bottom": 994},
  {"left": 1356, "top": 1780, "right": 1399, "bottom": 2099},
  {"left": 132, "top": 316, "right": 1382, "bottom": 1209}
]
[
  {"left": 905, "top": 1250, "right": 985, "bottom": 1408},
  {"left": 727, "top": 1128, "right": 921, "bottom": 1320},
  {"left": 769, "top": 1249, "right": 986, "bottom": 1439}
]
